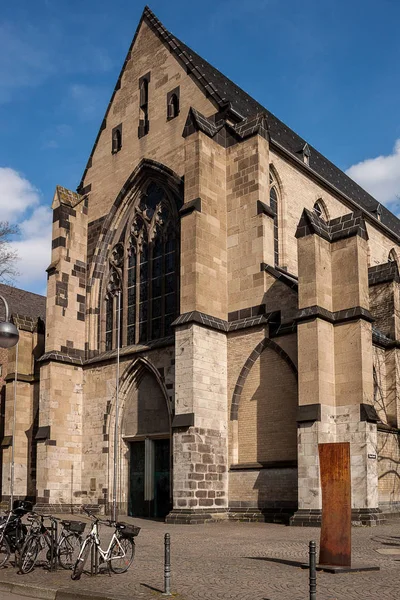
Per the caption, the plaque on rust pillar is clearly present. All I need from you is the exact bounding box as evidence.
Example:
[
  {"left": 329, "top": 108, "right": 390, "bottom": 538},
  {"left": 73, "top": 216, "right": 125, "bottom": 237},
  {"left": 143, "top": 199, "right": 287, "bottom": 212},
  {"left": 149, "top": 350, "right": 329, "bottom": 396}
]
[{"left": 318, "top": 442, "right": 351, "bottom": 567}]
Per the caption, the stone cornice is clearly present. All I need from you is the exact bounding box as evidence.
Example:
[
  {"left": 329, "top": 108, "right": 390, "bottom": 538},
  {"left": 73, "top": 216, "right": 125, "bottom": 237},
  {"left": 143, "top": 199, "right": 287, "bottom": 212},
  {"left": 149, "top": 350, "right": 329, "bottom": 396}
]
[
  {"left": 179, "top": 197, "right": 202, "bottom": 217},
  {"left": 257, "top": 200, "right": 275, "bottom": 218},
  {"left": 38, "top": 351, "right": 84, "bottom": 366},
  {"left": 85, "top": 336, "right": 175, "bottom": 366},
  {"left": 369, "top": 261, "right": 400, "bottom": 286},
  {"left": 295, "top": 305, "right": 374, "bottom": 325},
  {"left": 296, "top": 208, "right": 368, "bottom": 242},
  {"left": 372, "top": 328, "right": 399, "bottom": 349},
  {"left": 230, "top": 460, "right": 297, "bottom": 471},
  {"left": 4, "top": 373, "right": 38, "bottom": 383},
  {"left": 172, "top": 310, "right": 271, "bottom": 333}
]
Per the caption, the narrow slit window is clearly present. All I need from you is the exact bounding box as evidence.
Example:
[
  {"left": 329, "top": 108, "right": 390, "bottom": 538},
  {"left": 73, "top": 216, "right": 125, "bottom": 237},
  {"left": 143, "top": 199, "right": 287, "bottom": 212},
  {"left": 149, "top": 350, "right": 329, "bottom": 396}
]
[
  {"left": 112, "top": 125, "right": 122, "bottom": 154},
  {"left": 167, "top": 92, "right": 179, "bottom": 120},
  {"left": 105, "top": 296, "right": 113, "bottom": 351},
  {"left": 138, "top": 74, "right": 150, "bottom": 138}
]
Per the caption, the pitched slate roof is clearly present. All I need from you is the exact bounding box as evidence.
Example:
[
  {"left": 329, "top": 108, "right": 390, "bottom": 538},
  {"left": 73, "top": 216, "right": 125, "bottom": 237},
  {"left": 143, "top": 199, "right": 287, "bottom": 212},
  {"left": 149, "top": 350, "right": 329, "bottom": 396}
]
[
  {"left": 0, "top": 283, "right": 46, "bottom": 322},
  {"left": 80, "top": 6, "right": 400, "bottom": 240}
]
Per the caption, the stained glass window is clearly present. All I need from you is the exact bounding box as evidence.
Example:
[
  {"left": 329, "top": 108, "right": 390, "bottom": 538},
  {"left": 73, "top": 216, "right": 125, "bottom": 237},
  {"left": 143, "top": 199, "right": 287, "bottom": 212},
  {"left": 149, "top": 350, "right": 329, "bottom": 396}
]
[
  {"left": 269, "top": 185, "right": 279, "bottom": 266},
  {"left": 104, "top": 183, "right": 179, "bottom": 351},
  {"left": 105, "top": 296, "right": 113, "bottom": 351}
]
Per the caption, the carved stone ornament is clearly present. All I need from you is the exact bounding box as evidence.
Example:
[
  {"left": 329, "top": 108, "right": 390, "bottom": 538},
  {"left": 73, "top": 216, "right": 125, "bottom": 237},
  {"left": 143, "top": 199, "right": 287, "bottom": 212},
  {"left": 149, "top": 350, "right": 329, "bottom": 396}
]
[
  {"left": 107, "top": 269, "right": 122, "bottom": 296},
  {"left": 110, "top": 243, "right": 124, "bottom": 268}
]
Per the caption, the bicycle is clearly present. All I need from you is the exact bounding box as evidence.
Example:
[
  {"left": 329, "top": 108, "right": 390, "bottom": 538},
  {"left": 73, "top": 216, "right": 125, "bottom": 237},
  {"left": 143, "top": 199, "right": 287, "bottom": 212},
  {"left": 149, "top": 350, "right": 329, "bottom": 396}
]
[
  {"left": 71, "top": 507, "right": 140, "bottom": 580},
  {"left": 0, "top": 500, "right": 32, "bottom": 568},
  {"left": 19, "top": 513, "right": 86, "bottom": 573}
]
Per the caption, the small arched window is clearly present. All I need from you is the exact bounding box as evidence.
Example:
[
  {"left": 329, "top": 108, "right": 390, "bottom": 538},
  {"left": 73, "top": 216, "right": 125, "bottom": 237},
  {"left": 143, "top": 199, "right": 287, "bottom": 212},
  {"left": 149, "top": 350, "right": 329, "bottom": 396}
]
[
  {"left": 138, "top": 73, "right": 150, "bottom": 138},
  {"left": 139, "top": 79, "right": 148, "bottom": 109},
  {"left": 313, "top": 199, "right": 328, "bottom": 221},
  {"left": 388, "top": 249, "right": 398, "bottom": 264},
  {"left": 167, "top": 92, "right": 179, "bottom": 120},
  {"left": 112, "top": 126, "right": 122, "bottom": 154}
]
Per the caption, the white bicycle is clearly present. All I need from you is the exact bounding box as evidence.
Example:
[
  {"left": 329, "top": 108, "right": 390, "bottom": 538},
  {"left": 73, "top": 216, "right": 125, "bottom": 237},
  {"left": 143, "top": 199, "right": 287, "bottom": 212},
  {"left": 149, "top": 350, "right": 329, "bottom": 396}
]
[{"left": 71, "top": 507, "right": 140, "bottom": 580}]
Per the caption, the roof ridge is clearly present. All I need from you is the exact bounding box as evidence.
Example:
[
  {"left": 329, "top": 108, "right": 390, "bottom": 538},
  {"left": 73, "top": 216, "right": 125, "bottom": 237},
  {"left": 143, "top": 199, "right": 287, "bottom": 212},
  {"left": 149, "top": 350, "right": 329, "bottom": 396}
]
[
  {"left": 77, "top": 6, "right": 400, "bottom": 240},
  {"left": 143, "top": 6, "right": 226, "bottom": 107}
]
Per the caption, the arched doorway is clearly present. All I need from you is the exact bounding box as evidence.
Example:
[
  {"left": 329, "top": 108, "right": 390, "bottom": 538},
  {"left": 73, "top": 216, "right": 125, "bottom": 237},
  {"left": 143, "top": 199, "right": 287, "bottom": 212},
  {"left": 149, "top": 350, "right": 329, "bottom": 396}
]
[{"left": 122, "top": 366, "right": 171, "bottom": 518}]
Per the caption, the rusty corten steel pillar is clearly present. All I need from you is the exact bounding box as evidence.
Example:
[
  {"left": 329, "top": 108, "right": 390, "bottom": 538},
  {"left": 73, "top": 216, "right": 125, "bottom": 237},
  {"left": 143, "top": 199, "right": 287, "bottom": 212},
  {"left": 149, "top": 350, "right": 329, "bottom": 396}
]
[{"left": 318, "top": 442, "right": 351, "bottom": 567}]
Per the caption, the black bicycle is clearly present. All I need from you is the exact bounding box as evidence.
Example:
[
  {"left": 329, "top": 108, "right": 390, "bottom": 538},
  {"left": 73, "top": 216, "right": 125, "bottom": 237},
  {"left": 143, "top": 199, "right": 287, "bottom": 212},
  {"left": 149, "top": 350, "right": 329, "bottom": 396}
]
[
  {"left": 19, "top": 513, "right": 86, "bottom": 573},
  {"left": 0, "top": 500, "right": 32, "bottom": 567}
]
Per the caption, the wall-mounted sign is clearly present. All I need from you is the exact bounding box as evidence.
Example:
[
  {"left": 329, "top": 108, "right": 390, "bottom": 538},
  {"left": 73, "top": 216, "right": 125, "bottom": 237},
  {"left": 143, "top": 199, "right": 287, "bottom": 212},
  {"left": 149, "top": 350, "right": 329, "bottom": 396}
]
[{"left": 368, "top": 454, "right": 377, "bottom": 459}]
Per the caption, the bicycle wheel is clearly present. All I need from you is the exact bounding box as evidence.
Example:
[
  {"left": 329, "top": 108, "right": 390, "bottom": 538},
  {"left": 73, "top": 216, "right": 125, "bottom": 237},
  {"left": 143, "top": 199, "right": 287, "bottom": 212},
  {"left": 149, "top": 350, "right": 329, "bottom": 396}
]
[
  {"left": 59, "top": 534, "right": 81, "bottom": 570},
  {"left": 0, "top": 537, "right": 10, "bottom": 568},
  {"left": 109, "top": 537, "right": 135, "bottom": 574},
  {"left": 19, "top": 536, "right": 40, "bottom": 574},
  {"left": 71, "top": 539, "right": 91, "bottom": 581}
]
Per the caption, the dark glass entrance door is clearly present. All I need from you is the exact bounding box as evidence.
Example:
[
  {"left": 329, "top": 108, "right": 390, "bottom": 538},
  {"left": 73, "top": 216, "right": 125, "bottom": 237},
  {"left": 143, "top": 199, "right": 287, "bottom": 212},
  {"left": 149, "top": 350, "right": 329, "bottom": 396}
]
[
  {"left": 129, "top": 441, "right": 145, "bottom": 517},
  {"left": 129, "top": 439, "right": 170, "bottom": 518}
]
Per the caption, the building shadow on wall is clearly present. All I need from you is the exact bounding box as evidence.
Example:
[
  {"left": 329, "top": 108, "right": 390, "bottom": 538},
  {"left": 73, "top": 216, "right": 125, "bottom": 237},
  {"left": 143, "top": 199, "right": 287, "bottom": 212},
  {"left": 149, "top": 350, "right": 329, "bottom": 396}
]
[
  {"left": 24, "top": 380, "right": 40, "bottom": 502},
  {"left": 237, "top": 278, "right": 299, "bottom": 522}
]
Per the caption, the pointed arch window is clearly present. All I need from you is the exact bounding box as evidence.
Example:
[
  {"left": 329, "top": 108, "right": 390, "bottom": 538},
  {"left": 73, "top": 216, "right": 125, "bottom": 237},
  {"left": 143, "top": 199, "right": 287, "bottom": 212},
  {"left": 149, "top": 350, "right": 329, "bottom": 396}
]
[
  {"left": 269, "top": 170, "right": 280, "bottom": 266},
  {"left": 104, "top": 182, "right": 179, "bottom": 351},
  {"left": 138, "top": 73, "right": 150, "bottom": 138},
  {"left": 388, "top": 249, "right": 398, "bottom": 265},
  {"left": 105, "top": 296, "right": 113, "bottom": 351},
  {"left": 313, "top": 199, "right": 328, "bottom": 221},
  {"left": 112, "top": 125, "right": 122, "bottom": 154},
  {"left": 167, "top": 87, "right": 180, "bottom": 120}
]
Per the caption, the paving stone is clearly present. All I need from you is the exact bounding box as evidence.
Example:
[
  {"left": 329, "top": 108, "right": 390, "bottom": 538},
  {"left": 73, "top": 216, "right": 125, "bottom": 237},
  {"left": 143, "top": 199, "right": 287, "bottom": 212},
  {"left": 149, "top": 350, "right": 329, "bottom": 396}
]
[{"left": 1, "top": 515, "right": 400, "bottom": 600}]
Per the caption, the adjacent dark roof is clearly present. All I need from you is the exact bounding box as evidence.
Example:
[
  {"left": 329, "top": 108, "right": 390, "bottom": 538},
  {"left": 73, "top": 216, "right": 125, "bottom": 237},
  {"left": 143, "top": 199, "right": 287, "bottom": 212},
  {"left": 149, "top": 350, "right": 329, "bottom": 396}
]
[
  {"left": 80, "top": 6, "right": 400, "bottom": 240},
  {"left": 0, "top": 283, "right": 46, "bottom": 322}
]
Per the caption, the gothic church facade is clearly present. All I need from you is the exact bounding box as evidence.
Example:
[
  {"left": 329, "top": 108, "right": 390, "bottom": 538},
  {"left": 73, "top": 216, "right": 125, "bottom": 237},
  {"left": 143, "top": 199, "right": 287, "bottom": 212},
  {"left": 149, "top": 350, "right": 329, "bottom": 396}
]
[{"left": 2, "top": 6, "right": 400, "bottom": 525}]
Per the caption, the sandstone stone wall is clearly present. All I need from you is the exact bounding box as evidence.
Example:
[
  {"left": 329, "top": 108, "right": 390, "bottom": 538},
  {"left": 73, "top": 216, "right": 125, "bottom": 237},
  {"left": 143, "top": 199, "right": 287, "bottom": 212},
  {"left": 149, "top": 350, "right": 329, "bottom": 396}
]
[
  {"left": 378, "top": 428, "right": 400, "bottom": 512},
  {"left": 229, "top": 468, "right": 297, "bottom": 509},
  {"left": 237, "top": 346, "right": 297, "bottom": 464},
  {"left": 82, "top": 21, "right": 215, "bottom": 223},
  {"left": 172, "top": 324, "right": 228, "bottom": 514}
]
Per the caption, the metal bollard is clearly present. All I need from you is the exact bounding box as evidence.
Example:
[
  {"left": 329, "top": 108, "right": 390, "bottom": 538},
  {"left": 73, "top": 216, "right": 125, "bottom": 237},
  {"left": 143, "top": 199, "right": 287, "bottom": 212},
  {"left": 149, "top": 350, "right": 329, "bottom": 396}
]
[
  {"left": 162, "top": 533, "right": 172, "bottom": 596},
  {"left": 50, "top": 520, "right": 57, "bottom": 572},
  {"left": 309, "top": 540, "right": 317, "bottom": 600},
  {"left": 90, "top": 543, "right": 98, "bottom": 576}
]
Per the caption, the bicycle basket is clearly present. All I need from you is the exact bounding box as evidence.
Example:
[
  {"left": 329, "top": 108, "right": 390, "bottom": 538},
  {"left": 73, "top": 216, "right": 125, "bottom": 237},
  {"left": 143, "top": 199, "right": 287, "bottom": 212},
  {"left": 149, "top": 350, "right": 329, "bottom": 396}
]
[
  {"left": 62, "top": 520, "right": 86, "bottom": 534},
  {"left": 12, "top": 500, "right": 33, "bottom": 516},
  {"left": 116, "top": 522, "right": 140, "bottom": 538}
]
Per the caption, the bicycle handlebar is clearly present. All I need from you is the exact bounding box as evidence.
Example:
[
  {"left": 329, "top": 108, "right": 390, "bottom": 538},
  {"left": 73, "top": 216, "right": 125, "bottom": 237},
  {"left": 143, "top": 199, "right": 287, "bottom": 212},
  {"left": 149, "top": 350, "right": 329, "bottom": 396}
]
[
  {"left": 27, "top": 512, "right": 60, "bottom": 523},
  {"left": 82, "top": 506, "right": 115, "bottom": 527}
]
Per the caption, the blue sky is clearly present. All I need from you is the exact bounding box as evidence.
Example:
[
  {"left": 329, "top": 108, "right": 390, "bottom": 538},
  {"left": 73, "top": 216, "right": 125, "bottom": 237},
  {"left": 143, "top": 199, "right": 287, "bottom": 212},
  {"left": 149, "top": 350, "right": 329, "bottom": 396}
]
[{"left": 1, "top": 0, "right": 400, "bottom": 294}]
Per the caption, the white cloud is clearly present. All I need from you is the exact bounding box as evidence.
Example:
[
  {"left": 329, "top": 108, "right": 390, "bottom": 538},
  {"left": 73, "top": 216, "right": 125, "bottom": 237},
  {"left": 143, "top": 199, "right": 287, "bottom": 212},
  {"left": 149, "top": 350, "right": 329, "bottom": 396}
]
[
  {"left": 346, "top": 140, "right": 400, "bottom": 207},
  {"left": 0, "top": 168, "right": 51, "bottom": 292},
  {"left": 0, "top": 167, "right": 40, "bottom": 221}
]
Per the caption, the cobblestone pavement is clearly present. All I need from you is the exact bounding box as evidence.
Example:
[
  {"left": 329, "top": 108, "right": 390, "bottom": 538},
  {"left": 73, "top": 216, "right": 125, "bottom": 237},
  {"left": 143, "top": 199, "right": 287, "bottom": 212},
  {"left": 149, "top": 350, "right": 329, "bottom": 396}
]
[{"left": 1, "top": 515, "right": 400, "bottom": 600}]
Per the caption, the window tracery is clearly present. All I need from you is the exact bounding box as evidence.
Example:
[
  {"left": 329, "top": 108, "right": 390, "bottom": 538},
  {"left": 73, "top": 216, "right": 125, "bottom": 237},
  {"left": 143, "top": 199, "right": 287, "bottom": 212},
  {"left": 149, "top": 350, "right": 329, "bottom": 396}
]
[
  {"left": 104, "top": 182, "right": 179, "bottom": 350},
  {"left": 388, "top": 248, "right": 398, "bottom": 264},
  {"left": 313, "top": 199, "right": 328, "bottom": 221}
]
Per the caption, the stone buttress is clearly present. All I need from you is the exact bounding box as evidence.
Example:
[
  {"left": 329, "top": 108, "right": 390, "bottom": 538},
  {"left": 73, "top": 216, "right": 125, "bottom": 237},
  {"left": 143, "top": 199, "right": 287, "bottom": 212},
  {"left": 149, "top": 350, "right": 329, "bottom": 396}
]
[
  {"left": 36, "top": 186, "right": 88, "bottom": 510},
  {"left": 291, "top": 209, "right": 382, "bottom": 526}
]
